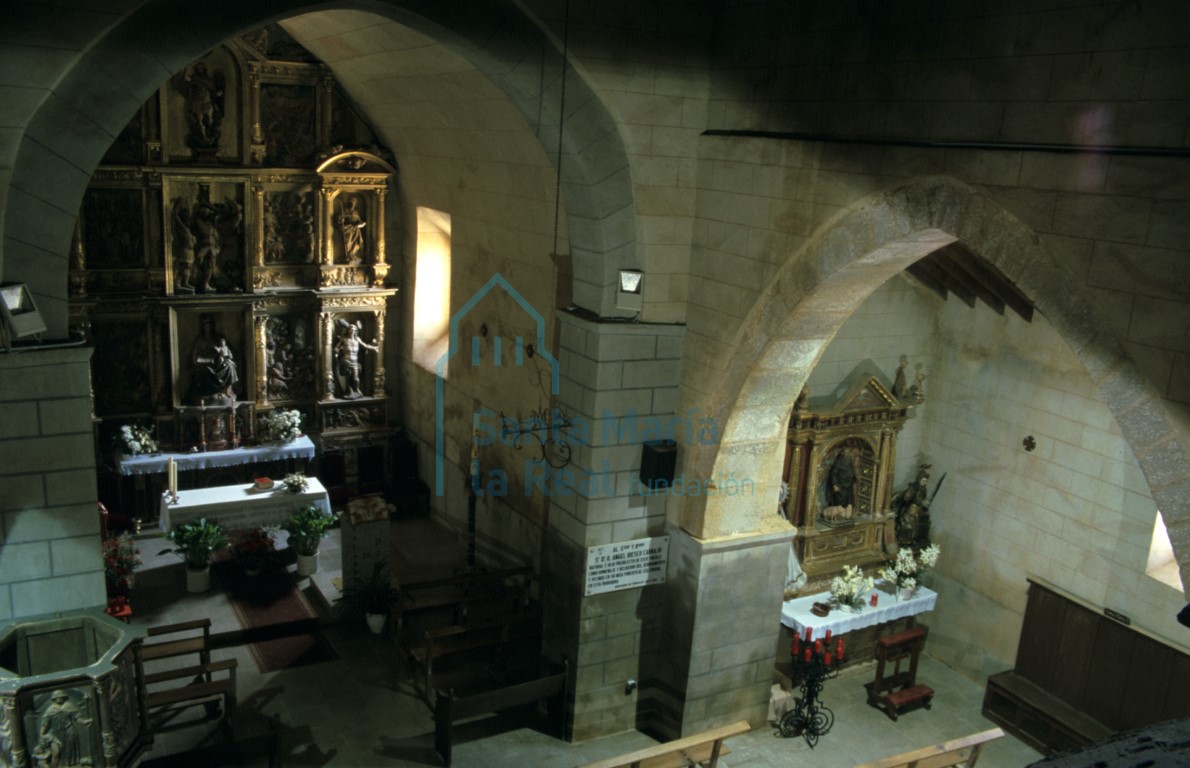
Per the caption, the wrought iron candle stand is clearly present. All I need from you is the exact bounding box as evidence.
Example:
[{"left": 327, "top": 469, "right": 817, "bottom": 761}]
[{"left": 778, "top": 627, "right": 844, "bottom": 748}]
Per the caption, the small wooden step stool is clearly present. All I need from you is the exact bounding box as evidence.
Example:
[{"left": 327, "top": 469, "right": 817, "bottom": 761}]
[{"left": 866, "top": 625, "right": 934, "bottom": 721}]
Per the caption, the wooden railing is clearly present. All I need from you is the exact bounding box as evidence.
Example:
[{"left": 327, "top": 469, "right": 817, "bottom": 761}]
[{"left": 576, "top": 721, "right": 751, "bottom": 768}]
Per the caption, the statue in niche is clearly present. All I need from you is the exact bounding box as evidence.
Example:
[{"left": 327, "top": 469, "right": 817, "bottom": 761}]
[
  {"left": 173, "top": 191, "right": 242, "bottom": 293},
  {"left": 334, "top": 194, "right": 366, "bottom": 264},
  {"left": 33, "top": 689, "right": 92, "bottom": 767},
  {"left": 189, "top": 313, "right": 238, "bottom": 403},
  {"left": 825, "top": 443, "right": 859, "bottom": 509},
  {"left": 892, "top": 463, "right": 935, "bottom": 547},
  {"left": 173, "top": 60, "right": 225, "bottom": 150},
  {"left": 334, "top": 319, "right": 378, "bottom": 399},
  {"left": 908, "top": 365, "right": 927, "bottom": 403}
]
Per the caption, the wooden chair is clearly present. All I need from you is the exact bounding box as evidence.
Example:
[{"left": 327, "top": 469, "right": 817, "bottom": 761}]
[{"left": 866, "top": 625, "right": 933, "bottom": 721}]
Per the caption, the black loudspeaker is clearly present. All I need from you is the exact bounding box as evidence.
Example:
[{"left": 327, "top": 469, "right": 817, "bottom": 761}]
[
  {"left": 1178, "top": 603, "right": 1190, "bottom": 629},
  {"left": 639, "top": 440, "right": 677, "bottom": 489}
]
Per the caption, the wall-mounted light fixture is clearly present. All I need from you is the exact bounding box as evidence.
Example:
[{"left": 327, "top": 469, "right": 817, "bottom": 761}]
[
  {"left": 0, "top": 283, "right": 46, "bottom": 350},
  {"left": 617, "top": 269, "right": 643, "bottom": 312}
]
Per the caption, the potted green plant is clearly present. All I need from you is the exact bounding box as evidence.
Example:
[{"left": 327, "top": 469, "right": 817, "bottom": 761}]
[
  {"left": 335, "top": 560, "right": 401, "bottom": 634},
  {"left": 282, "top": 505, "right": 336, "bottom": 576},
  {"left": 160, "top": 517, "right": 229, "bottom": 592}
]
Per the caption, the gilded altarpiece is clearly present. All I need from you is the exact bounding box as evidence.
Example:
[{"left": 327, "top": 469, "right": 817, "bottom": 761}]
[
  {"left": 70, "top": 29, "right": 398, "bottom": 523},
  {"left": 785, "top": 377, "right": 909, "bottom": 586}
]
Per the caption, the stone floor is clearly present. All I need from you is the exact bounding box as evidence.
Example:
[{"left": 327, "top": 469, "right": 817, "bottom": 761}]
[{"left": 129, "top": 517, "right": 1044, "bottom": 767}]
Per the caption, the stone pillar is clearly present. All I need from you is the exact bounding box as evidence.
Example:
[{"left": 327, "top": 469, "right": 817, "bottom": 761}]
[
  {"left": 546, "top": 310, "right": 687, "bottom": 741},
  {"left": 0, "top": 346, "right": 106, "bottom": 619}
]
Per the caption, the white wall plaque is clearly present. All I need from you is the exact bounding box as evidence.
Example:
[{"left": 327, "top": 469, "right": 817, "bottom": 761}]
[{"left": 584, "top": 536, "right": 669, "bottom": 596}]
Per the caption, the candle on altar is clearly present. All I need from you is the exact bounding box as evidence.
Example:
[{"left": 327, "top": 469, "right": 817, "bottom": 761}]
[
  {"left": 167, "top": 458, "right": 177, "bottom": 499},
  {"left": 871, "top": 592, "right": 878, "bottom": 607}
]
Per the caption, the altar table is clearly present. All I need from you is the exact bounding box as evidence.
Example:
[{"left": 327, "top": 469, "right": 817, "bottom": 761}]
[
  {"left": 781, "top": 583, "right": 937, "bottom": 637},
  {"left": 160, "top": 477, "right": 331, "bottom": 532},
  {"left": 117, "top": 436, "right": 316, "bottom": 476}
]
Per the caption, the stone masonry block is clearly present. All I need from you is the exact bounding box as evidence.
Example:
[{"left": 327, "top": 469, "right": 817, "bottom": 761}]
[
  {"left": 37, "top": 397, "right": 94, "bottom": 436},
  {"left": 0, "top": 402, "right": 39, "bottom": 439},
  {"left": 11, "top": 572, "right": 106, "bottom": 618},
  {"left": 0, "top": 434, "right": 94, "bottom": 474},
  {"left": 0, "top": 541, "right": 52, "bottom": 581},
  {"left": 51, "top": 535, "right": 103, "bottom": 575},
  {"left": 4, "top": 504, "right": 99, "bottom": 543},
  {"left": 622, "top": 359, "right": 681, "bottom": 389}
]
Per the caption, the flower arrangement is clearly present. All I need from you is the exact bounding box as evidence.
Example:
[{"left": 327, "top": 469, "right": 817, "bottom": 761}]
[
  {"left": 103, "top": 532, "right": 141, "bottom": 589},
  {"left": 830, "top": 564, "right": 874, "bottom": 610},
  {"left": 283, "top": 472, "right": 309, "bottom": 494},
  {"left": 265, "top": 408, "right": 303, "bottom": 442},
  {"left": 880, "top": 543, "right": 941, "bottom": 593},
  {"left": 115, "top": 424, "right": 158, "bottom": 456},
  {"left": 231, "top": 527, "right": 276, "bottom": 574}
]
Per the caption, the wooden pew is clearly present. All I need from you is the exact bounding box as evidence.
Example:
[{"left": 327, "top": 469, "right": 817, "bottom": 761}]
[
  {"left": 407, "top": 609, "right": 542, "bottom": 705},
  {"left": 395, "top": 565, "right": 534, "bottom": 643},
  {"left": 433, "top": 658, "right": 569, "bottom": 767},
  {"left": 852, "top": 728, "right": 1004, "bottom": 768},
  {"left": 137, "top": 618, "right": 237, "bottom": 730},
  {"left": 576, "top": 720, "right": 750, "bottom": 768}
]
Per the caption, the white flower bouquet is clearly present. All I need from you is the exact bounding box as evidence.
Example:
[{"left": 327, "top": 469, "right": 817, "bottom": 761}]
[
  {"left": 830, "top": 564, "right": 874, "bottom": 610},
  {"left": 880, "top": 544, "right": 941, "bottom": 592},
  {"left": 283, "top": 472, "right": 309, "bottom": 494},
  {"left": 115, "top": 424, "right": 158, "bottom": 456},
  {"left": 265, "top": 408, "right": 303, "bottom": 442}
]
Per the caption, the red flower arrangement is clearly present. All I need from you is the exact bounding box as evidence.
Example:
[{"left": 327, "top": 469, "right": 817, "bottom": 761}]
[
  {"left": 231, "top": 527, "right": 276, "bottom": 573},
  {"left": 103, "top": 532, "right": 141, "bottom": 590}
]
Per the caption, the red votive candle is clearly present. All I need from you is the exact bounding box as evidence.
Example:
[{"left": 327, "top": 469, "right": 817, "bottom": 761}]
[
  {"left": 825, "top": 628, "right": 832, "bottom": 643},
  {"left": 805, "top": 627, "right": 813, "bottom": 642},
  {"left": 838, "top": 638, "right": 845, "bottom": 660},
  {"left": 804, "top": 648, "right": 812, "bottom": 663},
  {"left": 814, "top": 639, "right": 822, "bottom": 654},
  {"left": 870, "top": 593, "right": 878, "bottom": 607},
  {"left": 825, "top": 651, "right": 833, "bottom": 665}
]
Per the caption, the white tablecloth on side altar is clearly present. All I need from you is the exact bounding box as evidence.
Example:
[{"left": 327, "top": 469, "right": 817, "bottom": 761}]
[
  {"left": 780, "top": 583, "right": 937, "bottom": 635},
  {"left": 160, "top": 476, "right": 331, "bottom": 531},
  {"left": 117, "top": 435, "right": 315, "bottom": 476}
]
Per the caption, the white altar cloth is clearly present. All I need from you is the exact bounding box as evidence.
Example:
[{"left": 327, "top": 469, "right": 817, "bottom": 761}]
[
  {"left": 117, "top": 436, "right": 315, "bottom": 476},
  {"left": 781, "top": 583, "right": 937, "bottom": 636},
  {"left": 160, "top": 476, "right": 331, "bottom": 531}
]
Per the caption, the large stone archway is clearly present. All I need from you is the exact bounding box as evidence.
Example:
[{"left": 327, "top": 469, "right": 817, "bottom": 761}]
[
  {"left": 1, "top": 0, "right": 634, "bottom": 336},
  {"left": 684, "top": 176, "right": 1188, "bottom": 588},
  {"left": 660, "top": 175, "right": 1190, "bottom": 736}
]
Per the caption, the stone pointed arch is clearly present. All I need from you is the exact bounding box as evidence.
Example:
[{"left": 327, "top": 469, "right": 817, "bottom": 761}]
[
  {"left": 685, "top": 176, "right": 1189, "bottom": 594},
  {"left": 1, "top": 0, "right": 633, "bottom": 335}
]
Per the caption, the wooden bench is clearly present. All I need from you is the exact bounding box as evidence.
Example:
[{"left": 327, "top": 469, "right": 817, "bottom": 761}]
[
  {"left": 433, "top": 658, "right": 568, "bottom": 767},
  {"left": 141, "top": 618, "right": 213, "bottom": 665},
  {"left": 866, "top": 626, "right": 933, "bottom": 721},
  {"left": 852, "top": 727, "right": 1004, "bottom": 768},
  {"left": 138, "top": 618, "right": 237, "bottom": 730},
  {"left": 408, "top": 610, "right": 542, "bottom": 705},
  {"left": 982, "top": 671, "right": 1111, "bottom": 754},
  {"left": 576, "top": 721, "right": 750, "bottom": 768},
  {"left": 396, "top": 566, "right": 535, "bottom": 644}
]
